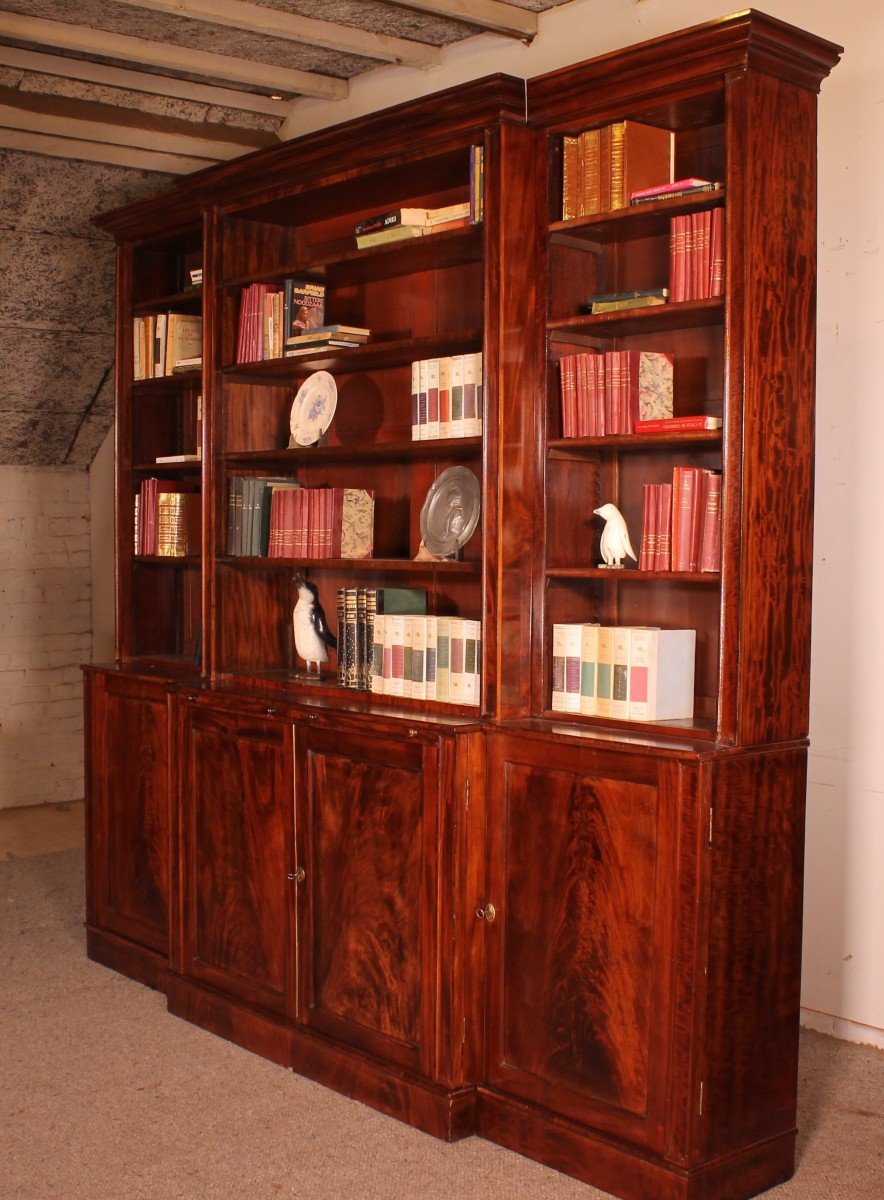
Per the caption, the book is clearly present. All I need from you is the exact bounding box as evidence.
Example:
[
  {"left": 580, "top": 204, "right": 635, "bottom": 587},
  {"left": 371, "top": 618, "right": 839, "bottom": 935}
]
[
  {"left": 562, "top": 120, "right": 672, "bottom": 218},
  {"left": 354, "top": 202, "right": 471, "bottom": 236},
  {"left": 595, "top": 627, "right": 615, "bottom": 718},
  {"left": 585, "top": 288, "right": 668, "bottom": 314},
  {"left": 339, "top": 488, "right": 374, "bottom": 559},
  {"left": 630, "top": 178, "right": 719, "bottom": 202},
  {"left": 155, "top": 453, "right": 200, "bottom": 464},
  {"left": 551, "top": 623, "right": 567, "bottom": 712},
  {"left": 579, "top": 623, "right": 599, "bottom": 716},
  {"left": 435, "top": 616, "right": 451, "bottom": 702},
  {"left": 284, "top": 279, "right": 325, "bottom": 341},
  {"left": 635, "top": 415, "right": 722, "bottom": 433},
  {"left": 627, "top": 628, "right": 696, "bottom": 721},
  {"left": 284, "top": 326, "right": 369, "bottom": 349},
  {"left": 610, "top": 626, "right": 632, "bottom": 720},
  {"left": 355, "top": 225, "right": 426, "bottom": 249},
  {"left": 563, "top": 623, "right": 582, "bottom": 715},
  {"left": 164, "top": 313, "right": 202, "bottom": 373},
  {"left": 171, "top": 356, "right": 202, "bottom": 374}
]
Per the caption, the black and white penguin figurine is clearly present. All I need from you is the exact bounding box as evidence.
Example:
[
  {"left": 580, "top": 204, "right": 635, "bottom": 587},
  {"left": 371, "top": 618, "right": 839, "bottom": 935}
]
[{"left": 293, "top": 578, "right": 337, "bottom": 676}]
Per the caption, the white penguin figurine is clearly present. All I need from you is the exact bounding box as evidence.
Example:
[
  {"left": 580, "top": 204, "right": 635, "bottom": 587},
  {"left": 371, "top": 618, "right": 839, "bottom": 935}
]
[
  {"left": 293, "top": 578, "right": 337, "bottom": 676},
  {"left": 594, "top": 503, "right": 637, "bottom": 569}
]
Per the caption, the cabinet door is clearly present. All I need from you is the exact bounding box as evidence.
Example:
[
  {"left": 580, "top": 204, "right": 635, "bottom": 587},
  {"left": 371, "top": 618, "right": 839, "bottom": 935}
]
[
  {"left": 87, "top": 672, "right": 170, "bottom": 955},
  {"left": 484, "top": 733, "right": 684, "bottom": 1151},
  {"left": 295, "top": 721, "right": 442, "bottom": 1074},
  {"left": 176, "top": 702, "right": 294, "bottom": 1017}
]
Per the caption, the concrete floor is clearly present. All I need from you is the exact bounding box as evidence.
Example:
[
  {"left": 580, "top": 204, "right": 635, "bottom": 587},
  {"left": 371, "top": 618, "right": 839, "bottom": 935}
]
[{"left": 0, "top": 800, "right": 85, "bottom": 860}]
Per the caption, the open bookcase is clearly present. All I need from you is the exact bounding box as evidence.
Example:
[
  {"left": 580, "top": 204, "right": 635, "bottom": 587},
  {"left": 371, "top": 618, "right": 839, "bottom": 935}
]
[
  {"left": 86, "top": 16, "right": 841, "bottom": 1200},
  {"left": 541, "top": 89, "right": 727, "bottom": 739},
  {"left": 208, "top": 142, "right": 490, "bottom": 710},
  {"left": 113, "top": 203, "right": 204, "bottom": 670}
]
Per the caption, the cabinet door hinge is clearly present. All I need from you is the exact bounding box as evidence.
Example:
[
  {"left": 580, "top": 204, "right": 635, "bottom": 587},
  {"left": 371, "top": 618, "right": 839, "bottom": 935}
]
[
  {"left": 465, "top": 778, "right": 470, "bottom": 810},
  {"left": 462, "top": 1017, "right": 467, "bottom": 1045},
  {"left": 708, "top": 806, "right": 713, "bottom": 846},
  {"left": 699, "top": 1080, "right": 705, "bottom": 1115}
]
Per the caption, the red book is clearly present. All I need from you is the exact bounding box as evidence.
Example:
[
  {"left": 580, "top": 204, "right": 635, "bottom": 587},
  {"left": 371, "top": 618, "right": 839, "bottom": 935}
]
[
  {"left": 710, "top": 207, "right": 724, "bottom": 297},
  {"left": 672, "top": 466, "right": 699, "bottom": 571},
  {"left": 603, "top": 350, "right": 620, "bottom": 434},
  {"left": 576, "top": 353, "right": 589, "bottom": 437},
  {"left": 636, "top": 415, "right": 722, "bottom": 433},
  {"left": 560, "top": 355, "right": 576, "bottom": 437},
  {"left": 655, "top": 483, "right": 673, "bottom": 571},
  {"left": 591, "top": 354, "right": 605, "bottom": 436},
  {"left": 699, "top": 471, "right": 722, "bottom": 571},
  {"left": 639, "top": 483, "right": 655, "bottom": 571},
  {"left": 290, "top": 487, "right": 304, "bottom": 558}
]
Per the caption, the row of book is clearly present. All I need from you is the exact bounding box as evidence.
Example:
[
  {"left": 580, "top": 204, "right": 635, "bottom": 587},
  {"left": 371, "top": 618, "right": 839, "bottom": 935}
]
[
  {"left": 551, "top": 624, "right": 696, "bottom": 721},
  {"left": 580, "top": 208, "right": 723, "bottom": 315},
  {"left": 235, "top": 279, "right": 327, "bottom": 363},
  {"left": 354, "top": 201, "right": 473, "bottom": 249},
  {"left": 638, "top": 467, "right": 721, "bottom": 573},
  {"left": 134, "top": 479, "right": 200, "bottom": 557},
  {"left": 562, "top": 119, "right": 673, "bottom": 219},
  {"left": 670, "top": 209, "right": 724, "bottom": 302},
  {"left": 559, "top": 349, "right": 672, "bottom": 437},
  {"left": 352, "top": 146, "right": 485, "bottom": 249},
  {"left": 411, "top": 353, "right": 483, "bottom": 440},
  {"left": 133, "top": 312, "right": 201, "bottom": 380},
  {"left": 335, "top": 587, "right": 481, "bottom": 704},
  {"left": 226, "top": 478, "right": 374, "bottom": 560}
]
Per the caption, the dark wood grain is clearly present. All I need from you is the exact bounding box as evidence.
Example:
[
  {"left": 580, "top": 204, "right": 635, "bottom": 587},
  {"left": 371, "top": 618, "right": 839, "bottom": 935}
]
[
  {"left": 176, "top": 702, "right": 294, "bottom": 1015},
  {"left": 484, "top": 733, "right": 680, "bottom": 1149},
  {"left": 296, "top": 721, "right": 437, "bottom": 1072},
  {"left": 86, "top": 670, "right": 171, "bottom": 956}
]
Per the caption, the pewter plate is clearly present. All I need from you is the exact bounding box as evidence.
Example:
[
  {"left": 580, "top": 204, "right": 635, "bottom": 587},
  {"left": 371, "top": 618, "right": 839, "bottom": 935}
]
[{"left": 419, "top": 466, "right": 481, "bottom": 557}]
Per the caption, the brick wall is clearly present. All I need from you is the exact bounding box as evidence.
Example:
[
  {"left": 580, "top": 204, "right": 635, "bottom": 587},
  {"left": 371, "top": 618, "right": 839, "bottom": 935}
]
[{"left": 0, "top": 466, "right": 90, "bottom": 809}]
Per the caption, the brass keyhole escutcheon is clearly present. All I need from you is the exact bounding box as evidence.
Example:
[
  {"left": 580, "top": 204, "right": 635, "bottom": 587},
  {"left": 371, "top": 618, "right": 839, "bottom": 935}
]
[{"left": 476, "top": 903, "right": 497, "bottom": 923}]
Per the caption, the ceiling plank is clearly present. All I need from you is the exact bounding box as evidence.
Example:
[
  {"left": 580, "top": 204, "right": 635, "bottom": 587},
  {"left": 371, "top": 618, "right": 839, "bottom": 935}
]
[
  {"left": 110, "top": 0, "right": 440, "bottom": 69},
  {"left": 384, "top": 0, "right": 538, "bottom": 40},
  {"left": 0, "top": 86, "right": 277, "bottom": 161},
  {"left": 0, "top": 127, "right": 208, "bottom": 173},
  {"left": 0, "top": 12, "right": 348, "bottom": 100},
  {"left": 0, "top": 45, "right": 293, "bottom": 118}
]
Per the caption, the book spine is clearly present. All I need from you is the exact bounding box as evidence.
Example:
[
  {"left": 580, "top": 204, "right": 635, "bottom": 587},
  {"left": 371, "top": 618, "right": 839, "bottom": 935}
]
[
  {"left": 427, "top": 357, "right": 441, "bottom": 441},
  {"left": 579, "top": 623, "right": 599, "bottom": 716},
  {"left": 656, "top": 483, "right": 673, "bottom": 572},
  {"left": 581, "top": 128, "right": 600, "bottom": 216},
  {"left": 610, "top": 626, "right": 632, "bottom": 719},
  {"left": 448, "top": 619, "right": 465, "bottom": 703},
  {"left": 560, "top": 355, "right": 575, "bottom": 438},
  {"left": 418, "top": 358, "right": 429, "bottom": 441},
  {"left": 411, "top": 616, "right": 427, "bottom": 701},
  {"left": 609, "top": 120, "right": 626, "bottom": 210},
  {"left": 699, "top": 471, "right": 722, "bottom": 572},
  {"left": 337, "top": 589, "right": 347, "bottom": 687},
  {"left": 435, "top": 616, "right": 450, "bottom": 702},
  {"left": 438, "top": 356, "right": 452, "bottom": 440},
  {"left": 562, "top": 135, "right": 580, "bottom": 221},
  {"left": 627, "top": 627, "right": 652, "bottom": 721},
  {"left": 411, "top": 359, "right": 421, "bottom": 441},
  {"left": 636, "top": 415, "right": 720, "bottom": 433},
  {"left": 371, "top": 606, "right": 384, "bottom": 694},
  {"left": 563, "top": 623, "right": 582, "bottom": 714},
  {"left": 425, "top": 616, "right": 437, "bottom": 701},
  {"left": 463, "top": 618, "right": 480, "bottom": 707},
  {"left": 463, "top": 354, "right": 479, "bottom": 438},
  {"left": 450, "top": 355, "right": 465, "bottom": 439},
  {"left": 595, "top": 627, "right": 614, "bottom": 717},
  {"left": 639, "top": 484, "right": 655, "bottom": 571},
  {"left": 551, "top": 623, "right": 567, "bottom": 712}
]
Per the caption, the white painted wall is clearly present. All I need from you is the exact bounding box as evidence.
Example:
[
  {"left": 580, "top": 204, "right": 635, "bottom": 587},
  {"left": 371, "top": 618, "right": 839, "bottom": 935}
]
[
  {"left": 0, "top": 466, "right": 91, "bottom": 809},
  {"left": 86, "top": 0, "right": 882, "bottom": 1044}
]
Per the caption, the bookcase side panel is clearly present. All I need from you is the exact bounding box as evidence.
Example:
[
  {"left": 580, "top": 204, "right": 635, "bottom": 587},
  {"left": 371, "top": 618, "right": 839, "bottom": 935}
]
[
  {"left": 732, "top": 73, "right": 819, "bottom": 747},
  {"left": 489, "top": 123, "right": 546, "bottom": 720}
]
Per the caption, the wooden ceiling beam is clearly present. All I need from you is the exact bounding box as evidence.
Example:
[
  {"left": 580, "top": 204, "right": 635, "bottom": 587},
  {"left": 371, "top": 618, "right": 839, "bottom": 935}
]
[
  {"left": 0, "top": 45, "right": 293, "bottom": 118},
  {"left": 382, "top": 0, "right": 538, "bottom": 41},
  {"left": 0, "top": 127, "right": 207, "bottom": 173},
  {"left": 0, "top": 12, "right": 348, "bottom": 100},
  {"left": 110, "top": 0, "right": 441, "bottom": 68},
  {"left": 0, "top": 86, "right": 277, "bottom": 163}
]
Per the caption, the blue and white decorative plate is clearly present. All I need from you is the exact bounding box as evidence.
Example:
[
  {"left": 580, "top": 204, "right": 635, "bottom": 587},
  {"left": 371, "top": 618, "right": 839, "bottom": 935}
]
[{"left": 290, "top": 371, "right": 337, "bottom": 446}]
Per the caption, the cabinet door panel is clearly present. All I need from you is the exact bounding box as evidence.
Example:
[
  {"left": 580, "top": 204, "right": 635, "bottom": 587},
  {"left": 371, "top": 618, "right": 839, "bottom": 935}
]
[
  {"left": 178, "top": 706, "right": 294, "bottom": 1016},
  {"left": 485, "top": 735, "right": 680, "bottom": 1149},
  {"left": 91, "top": 675, "right": 169, "bottom": 953},
  {"left": 297, "top": 725, "right": 438, "bottom": 1073}
]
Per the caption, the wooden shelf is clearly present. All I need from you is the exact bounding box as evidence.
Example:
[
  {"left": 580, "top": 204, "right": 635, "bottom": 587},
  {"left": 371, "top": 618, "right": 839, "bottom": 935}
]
[
  {"left": 546, "top": 567, "right": 720, "bottom": 584},
  {"left": 224, "top": 437, "right": 481, "bottom": 467},
  {"left": 548, "top": 297, "right": 724, "bottom": 338},
  {"left": 132, "top": 373, "right": 201, "bottom": 393},
  {"left": 548, "top": 431, "right": 721, "bottom": 455},
  {"left": 133, "top": 554, "right": 201, "bottom": 566},
  {"left": 218, "top": 555, "right": 481, "bottom": 574},
  {"left": 222, "top": 224, "right": 483, "bottom": 290},
  {"left": 549, "top": 188, "right": 725, "bottom": 245},
  {"left": 221, "top": 332, "right": 483, "bottom": 382},
  {"left": 540, "top": 708, "right": 718, "bottom": 741},
  {"left": 133, "top": 287, "right": 201, "bottom": 314}
]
